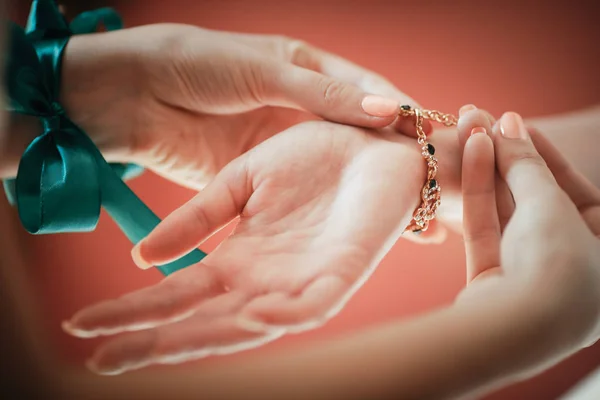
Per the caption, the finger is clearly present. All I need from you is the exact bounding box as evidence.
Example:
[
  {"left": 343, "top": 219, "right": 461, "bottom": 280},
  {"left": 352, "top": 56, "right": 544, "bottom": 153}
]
[
  {"left": 262, "top": 62, "right": 400, "bottom": 129},
  {"left": 283, "top": 39, "right": 427, "bottom": 135},
  {"left": 228, "top": 33, "right": 420, "bottom": 104},
  {"left": 528, "top": 127, "right": 600, "bottom": 210},
  {"left": 393, "top": 114, "right": 433, "bottom": 138},
  {"left": 230, "top": 33, "right": 429, "bottom": 136},
  {"left": 237, "top": 275, "right": 350, "bottom": 333},
  {"left": 285, "top": 41, "right": 433, "bottom": 136},
  {"left": 528, "top": 127, "right": 600, "bottom": 236},
  {"left": 493, "top": 112, "right": 560, "bottom": 205},
  {"left": 456, "top": 105, "right": 495, "bottom": 150},
  {"left": 495, "top": 172, "right": 515, "bottom": 232},
  {"left": 456, "top": 106, "right": 515, "bottom": 232},
  {"left": 87, "top": 316, "right": 285, "bottom": 375},
  {"left": 461, "top": 128, "right": 501, "bottom": 283},
  {"left": 62, "top": 264, "right": 225, "bottom": 338},
  {"left": 132, "top": 158, "right": 251, "bottom": 269}
]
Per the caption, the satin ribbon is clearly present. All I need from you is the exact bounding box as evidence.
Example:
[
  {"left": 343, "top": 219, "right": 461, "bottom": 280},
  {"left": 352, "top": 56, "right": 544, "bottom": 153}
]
[{"left": 3, "top": 0, "right": 207, "bottom": 275}]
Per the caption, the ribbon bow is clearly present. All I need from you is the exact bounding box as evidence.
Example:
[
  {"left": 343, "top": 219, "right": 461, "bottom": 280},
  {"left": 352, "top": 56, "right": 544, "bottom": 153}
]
[{"left": 3, "top": 0, "right": 207, "bottom": 275}]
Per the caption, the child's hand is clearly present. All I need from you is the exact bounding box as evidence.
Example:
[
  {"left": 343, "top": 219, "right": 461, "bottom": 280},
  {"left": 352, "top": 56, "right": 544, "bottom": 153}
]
[
  {"left": 458, "top": 110, "right": 600, "bottom": 370},
  {"left": 62, "top": 121, "right": 427, "bottom": 375}
]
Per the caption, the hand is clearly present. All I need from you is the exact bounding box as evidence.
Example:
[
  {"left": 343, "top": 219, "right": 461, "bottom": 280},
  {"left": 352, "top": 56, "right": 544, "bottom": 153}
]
[
  {"left": 2, "top": 23, "right": 445, "bottom": 244},
  {"left": 57, "top": 23, "right": 427, "bottom": 189},
  {"left": 458, "top": 110, "right": 600, "bottom": 370},
  {"left": 431, "top": 104, "right": 516, "bottom": 235},
  {"left": 62, "top": 120, "right": 427, "bottom": 375}
]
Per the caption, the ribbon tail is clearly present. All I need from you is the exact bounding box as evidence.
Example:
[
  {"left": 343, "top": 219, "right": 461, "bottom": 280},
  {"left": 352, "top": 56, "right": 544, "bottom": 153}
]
[
  {"left": 110, "top": 163, "right": 145, "bottom": 181},
  {"left": 98, "top": 161, "right": 207, "bottom": 276}
]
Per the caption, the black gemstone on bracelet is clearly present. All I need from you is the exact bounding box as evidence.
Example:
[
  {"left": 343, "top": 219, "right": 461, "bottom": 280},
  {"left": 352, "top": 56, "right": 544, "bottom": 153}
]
[
  {"left": 429, "top": 179, "right": 437, "bottom": 189},
  {"left": 427, "top": 144, "right": 435, "bottom": 155},
  {"left": 400, "top": 104, "right": 411, "bottom": 111}
]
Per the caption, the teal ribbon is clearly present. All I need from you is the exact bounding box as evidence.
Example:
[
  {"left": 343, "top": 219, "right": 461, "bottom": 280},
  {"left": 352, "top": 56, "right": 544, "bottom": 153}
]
[{"left": 3, "top": 0, "right": 207, "bottom": 275}]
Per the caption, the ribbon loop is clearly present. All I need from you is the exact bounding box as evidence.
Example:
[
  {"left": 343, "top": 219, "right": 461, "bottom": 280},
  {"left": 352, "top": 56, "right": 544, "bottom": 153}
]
[
  {"left": 5, "top": 22, "right": 53, "bottom": 116},
  {"left": 17, "top": 130, "right": 101, "bottom": 234},
  {"left": 25, "top": 0, "right": 71, "bottom": 40},
  {"left": 70, "top": 7, "right": 124, "bottom": 33},
  {"left": 4, "top": 0, "right": 207, "bottom": 275}
]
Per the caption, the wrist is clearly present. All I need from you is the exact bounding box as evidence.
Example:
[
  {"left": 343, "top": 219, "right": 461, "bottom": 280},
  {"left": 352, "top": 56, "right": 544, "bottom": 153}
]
[
  {"left": 457, "top": 275, "right": 597, "bottom": 384},
  {"left": 60, "top": 33, "right": 142, "bottom": 162},
  {"left": 529, "top": 258, "right": 600, "bottom": 350}
]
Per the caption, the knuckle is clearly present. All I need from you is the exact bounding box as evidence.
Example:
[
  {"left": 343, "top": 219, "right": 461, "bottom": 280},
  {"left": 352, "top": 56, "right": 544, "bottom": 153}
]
[
  {"left": 508, "top": 149, "right": 546, "bottom": 168},
  {"left": 154, "top": 24, "right": 197, "bottom": 56},
  {"left": 319, "top": 78, "right": 346, "bottom": 107},
  {"left": 463, "top": 182, "right": 495, "bottom": 197},
  {"left": 153, "top": 280, "right": 182, "bottom": 319},
  {"left": 282, "top": 38, "right": 320, "bottom": 70},
  {"left": 190, "top": 202, "right": 211, "bottom": 230},
  {"left": 464, "top": 228, "right": 500, "bottom": 247},
  {"left": 245, "top": 62, "right": 268, "bottom": 104},
  {"left": 282, "top": 37, "right": 308, "bottom": 63}
]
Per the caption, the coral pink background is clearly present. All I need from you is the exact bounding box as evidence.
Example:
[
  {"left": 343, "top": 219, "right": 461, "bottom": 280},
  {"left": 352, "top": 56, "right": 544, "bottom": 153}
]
[{"left": 11, "top": 1, "right": 600, "bottom": 399}]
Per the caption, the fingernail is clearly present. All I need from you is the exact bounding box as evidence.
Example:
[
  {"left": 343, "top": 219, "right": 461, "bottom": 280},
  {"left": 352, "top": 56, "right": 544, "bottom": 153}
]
[
  {"left": 86, "top": 358, "right": 124, "bottom": 376},
  {"left": 131, "top": 243, "right": 153, "bottom": 270},
  {"left": 459, "top": 104, "right": 477, "bottom": 117},
  {"left": 500, "top": 112, "right": 527, "bottom": 140},
  {"left": 85, "top": 358, "right": 100, "bottom": 374},
  {"left": 62, "top": 321, "right": 99, "bottom": 338},
  {"left": 470, "top": 127, "right": 487, "bottom": 136},
  {"left": 61, "top": 320, "right": 74, "bottom": 334},
  {"left": 236, "top": 315, "right": 270, "bottom": 333},
  {"left": 361, "top": 95, "right": 399, "bottom": 117}
]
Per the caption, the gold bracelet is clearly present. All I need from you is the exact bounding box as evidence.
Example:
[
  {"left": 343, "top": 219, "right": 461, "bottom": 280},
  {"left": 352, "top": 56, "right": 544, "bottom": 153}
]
[{"left": 399, "top": 105, "right": 458, "bottom": 234}]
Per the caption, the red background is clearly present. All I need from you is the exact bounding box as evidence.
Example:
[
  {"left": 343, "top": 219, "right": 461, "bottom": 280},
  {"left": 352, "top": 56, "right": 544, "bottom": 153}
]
[{"left": 11, "top": 1, "right": 600, "bottom": 399}]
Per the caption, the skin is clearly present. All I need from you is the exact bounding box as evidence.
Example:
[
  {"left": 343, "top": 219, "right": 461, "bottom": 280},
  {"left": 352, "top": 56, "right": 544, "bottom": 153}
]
[
  {"left": 3, "top": 109, "right": 600, "bottom": 400},
  {"left": 2, "top": 11, "right": 600, "bottom": 398},
  {"left": 0, "top": 23, "right": 428, "bottom": 186},
  {"left": 5, "top": 20, "right": 599, "bottom": 375},
  {"left": 64, "top": 120, "right": 428, "bottom": 374},
  {"left": 61, "top": 107, "right": 600, "bottom": 378}
]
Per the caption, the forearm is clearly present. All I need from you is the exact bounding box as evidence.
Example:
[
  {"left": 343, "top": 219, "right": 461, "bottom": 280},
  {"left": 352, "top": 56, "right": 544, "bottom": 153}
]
[
  {"left": 46, "top": 281, "right": 578, "bottom": 400},
  {"left": 241, "top": 284, "right": 586, "bottom": 400}
]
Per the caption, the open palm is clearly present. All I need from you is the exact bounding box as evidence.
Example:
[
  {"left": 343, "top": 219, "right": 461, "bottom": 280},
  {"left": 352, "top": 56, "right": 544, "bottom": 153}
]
[{"left": 64, "top": 121, "right": 426, "bottom": 374}]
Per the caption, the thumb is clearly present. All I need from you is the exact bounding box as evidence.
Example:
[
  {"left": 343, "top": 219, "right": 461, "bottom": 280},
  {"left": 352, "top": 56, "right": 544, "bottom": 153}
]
[
  {"left": 131, "top": 157, "right": 252, "bottom": 270},
  {"left": 261, "top": 62, "right": 402, "bottom": 129}
]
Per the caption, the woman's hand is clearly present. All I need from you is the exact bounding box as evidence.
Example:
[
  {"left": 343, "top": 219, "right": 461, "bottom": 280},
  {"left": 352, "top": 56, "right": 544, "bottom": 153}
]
[
  {"left": 1, "top": 23, "right": 446, "bottom": 244},
  {"left": 55, "top": 23, "right": 426, "bottom": 189},
  {"left": 458, "top": 110, "right": 600, "bottom": 376},
  {"left": 62, "top": 120, "right": 427, "bottom": 375}
]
